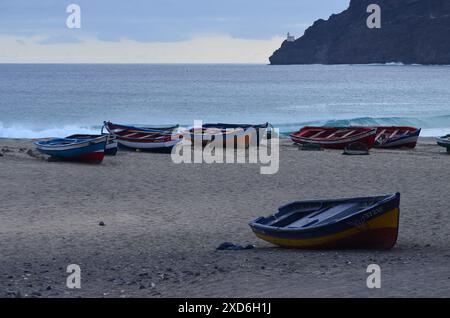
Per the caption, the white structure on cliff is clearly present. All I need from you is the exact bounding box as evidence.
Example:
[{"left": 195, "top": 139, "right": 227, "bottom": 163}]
[{"left": 286, "top": 32, "right": 295, "bottom": 42}]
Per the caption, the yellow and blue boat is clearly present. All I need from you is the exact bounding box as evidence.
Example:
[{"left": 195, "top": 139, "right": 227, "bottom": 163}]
[{"left": 249, "top": 193, "right": 400, "bottom": 250}]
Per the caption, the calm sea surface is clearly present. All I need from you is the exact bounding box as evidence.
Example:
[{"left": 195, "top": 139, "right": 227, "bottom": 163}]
[{"left": 1, "top": 64, "right": 449, "bottom": 137}]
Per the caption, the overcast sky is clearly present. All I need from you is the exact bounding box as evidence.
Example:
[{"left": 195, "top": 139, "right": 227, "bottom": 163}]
[{"left": 0, "top": 0, "right": 349, "bottom": 63}]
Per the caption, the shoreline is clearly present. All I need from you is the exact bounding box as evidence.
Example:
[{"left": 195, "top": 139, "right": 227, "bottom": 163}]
[{"left": 0, "top": 136, "right": 443, "bottom": 141}]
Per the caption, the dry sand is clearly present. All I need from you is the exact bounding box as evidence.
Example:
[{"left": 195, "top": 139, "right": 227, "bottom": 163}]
[{"left": 0, "top": 138, "right": 449, "bottom": 298}]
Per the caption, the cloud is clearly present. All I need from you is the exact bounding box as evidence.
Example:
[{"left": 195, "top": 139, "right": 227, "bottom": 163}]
[
  {"left": 0, "top": 0, "right": 351, "bottom": 45},
  {"left": 0, "top": 34, "right": 284, "bottom": 63},
  {"left": 38, "top": 35, "right": 83, "bottom": 45}
]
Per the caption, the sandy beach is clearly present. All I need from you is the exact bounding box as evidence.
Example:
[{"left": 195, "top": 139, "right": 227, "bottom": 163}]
[{"left": 0, "top": 137, "right": 449, "bottom": 298}]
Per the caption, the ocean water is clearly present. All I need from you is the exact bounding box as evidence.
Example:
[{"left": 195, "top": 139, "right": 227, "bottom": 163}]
[{"left": 0, "top": 64, "right": 449, "bottom": 138}]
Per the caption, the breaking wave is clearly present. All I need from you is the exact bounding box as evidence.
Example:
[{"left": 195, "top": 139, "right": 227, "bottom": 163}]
[
  {"left": 1, "top": 115, "right": 449, "bottom": 138},
  {"left": 275, "top": 115, "right": 450, "bottom": 137},
  {"left": 0, "top": 122, "right": 101, "bottom": 139}
]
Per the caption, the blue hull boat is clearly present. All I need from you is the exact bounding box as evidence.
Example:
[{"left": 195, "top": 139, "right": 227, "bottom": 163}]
[{"left": 35, "top": 135, "right": 107, "bottom": 163}]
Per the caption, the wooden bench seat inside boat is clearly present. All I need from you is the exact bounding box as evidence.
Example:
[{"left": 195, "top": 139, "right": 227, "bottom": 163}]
[{"left": 272, "top": 202, "right": 370, "bottom": 229}]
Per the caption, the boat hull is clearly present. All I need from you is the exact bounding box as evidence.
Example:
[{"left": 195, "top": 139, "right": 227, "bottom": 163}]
[
  {"left": 204, "top": 123, "right": 272, "bottom": 146},
  {"left": 186, "top": 129, "right": 253, "bottom": 148},
  {"left": 49, "top": 150, "right": 105, "bottom": 163},
  {"left": 373, "top": 127, "right": 421, "bottom": 149},
  {"left": 66, "top": 134, "right": 118, "bottom": 156},
  {"left": 436, "top": 135, "right": 450, "bottom": 152},
  {"left": 249, "top": 193, "right": 400, "bottom": 250},
  {"left": 105, "top": 142, "right": 118, "bottom": 155},
  {"left": 35, "top": 136, "right": 107, "bottom": 163},
  {"left": 290, "top": 127, "right": 377, "bottom": 150},
  {"left": 186, "top": 123, "right": 271, "bottom": 148},
  {"left": 253, "top": 208, "right": 399, "bottom": 249},
  {"left": 117, "top": 138, "right": 181, "bottom": 150},
  {"left": 103, "top": 121, "right": 181, "bottom": 150}
]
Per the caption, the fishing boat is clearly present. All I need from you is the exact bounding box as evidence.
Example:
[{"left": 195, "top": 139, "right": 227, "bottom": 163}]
[
  {"left": 35, "top": 135, "right": 108, "bottom": 163},
  {"left": 186, "top": 122, "right": 272, "bottom": 148},
  {"left": 373, "top": 126, "right": 421, "bottom": 148},
  {"left": 249, "top": 193, "right": 400, "bottom": 250},
  {"left": 103, "top": 121, "right": 181, "bottom": 150},
  {"left": 436, "top": 134, "right": 450, "bottom": 153},
  {"left": 289, "top": 126, "right": 377, "bottom": 149},
  {"left": 66, "top": 134, "right": 118, "bottom": 155}
]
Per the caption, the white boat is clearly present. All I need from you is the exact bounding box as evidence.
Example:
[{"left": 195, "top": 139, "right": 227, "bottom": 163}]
[{"left": 103, "top": 121, "right": 182, "bottom": 150}]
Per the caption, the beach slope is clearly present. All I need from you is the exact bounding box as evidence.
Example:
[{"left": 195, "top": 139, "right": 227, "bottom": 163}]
[{"left": 0, "top": 138, "right": 449, "bottom": 297}]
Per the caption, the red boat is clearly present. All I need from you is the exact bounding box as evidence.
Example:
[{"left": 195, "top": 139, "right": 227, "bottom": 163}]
[{"left": 290, "top": 126, "right": 377, "bottom": 149}]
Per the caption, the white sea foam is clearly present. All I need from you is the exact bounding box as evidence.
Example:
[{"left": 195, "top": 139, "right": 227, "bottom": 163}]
[
  {"left": 0, "top": 122, "right": 99, "bottom": 139},
  {"left": 420, "top": 128, "right": 449, "bottom": 137},
  {"left": 275, "top": 115, "right": 450, "bottom": 137},
  {"left": 1, "top": 118, "right": 449, "bottom": 139}
]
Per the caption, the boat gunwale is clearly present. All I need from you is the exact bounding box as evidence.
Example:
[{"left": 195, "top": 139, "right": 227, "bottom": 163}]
[
  {"left": 436, "top": 134, "right": 450, "bottom": 143},
  {"left": 103, "top": 121, "right": 179, "bottom": 132},
  {"left": 202, "top": 122, "right": 270, "bottom": 130},
  {"left": 103, "top": 121, "right": 179, "bottom": 140},
  {"left": 104, "top": 122, "right": 181, "bottom": 143},
  {"left": 290, "top": 127, "right": 377, "bottom": 144},
  {"left": 34, "top": 135, "right": 108, "bottom": 150},
  {"left": 113, "top": 133, "right": 179, "bottom": 143},
  {"left": 249, "top": 193, "right": 400, "bottom": 234}
]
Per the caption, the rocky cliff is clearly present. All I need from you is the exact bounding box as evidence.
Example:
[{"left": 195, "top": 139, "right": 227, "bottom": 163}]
[{"left": 269, "top": 0, "right": 450, "bottom": 65}]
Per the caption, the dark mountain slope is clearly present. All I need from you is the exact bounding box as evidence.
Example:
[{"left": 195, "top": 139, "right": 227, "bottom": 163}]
[{"left": 270, "top": 0, "right": 450, "bottom": 65}]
